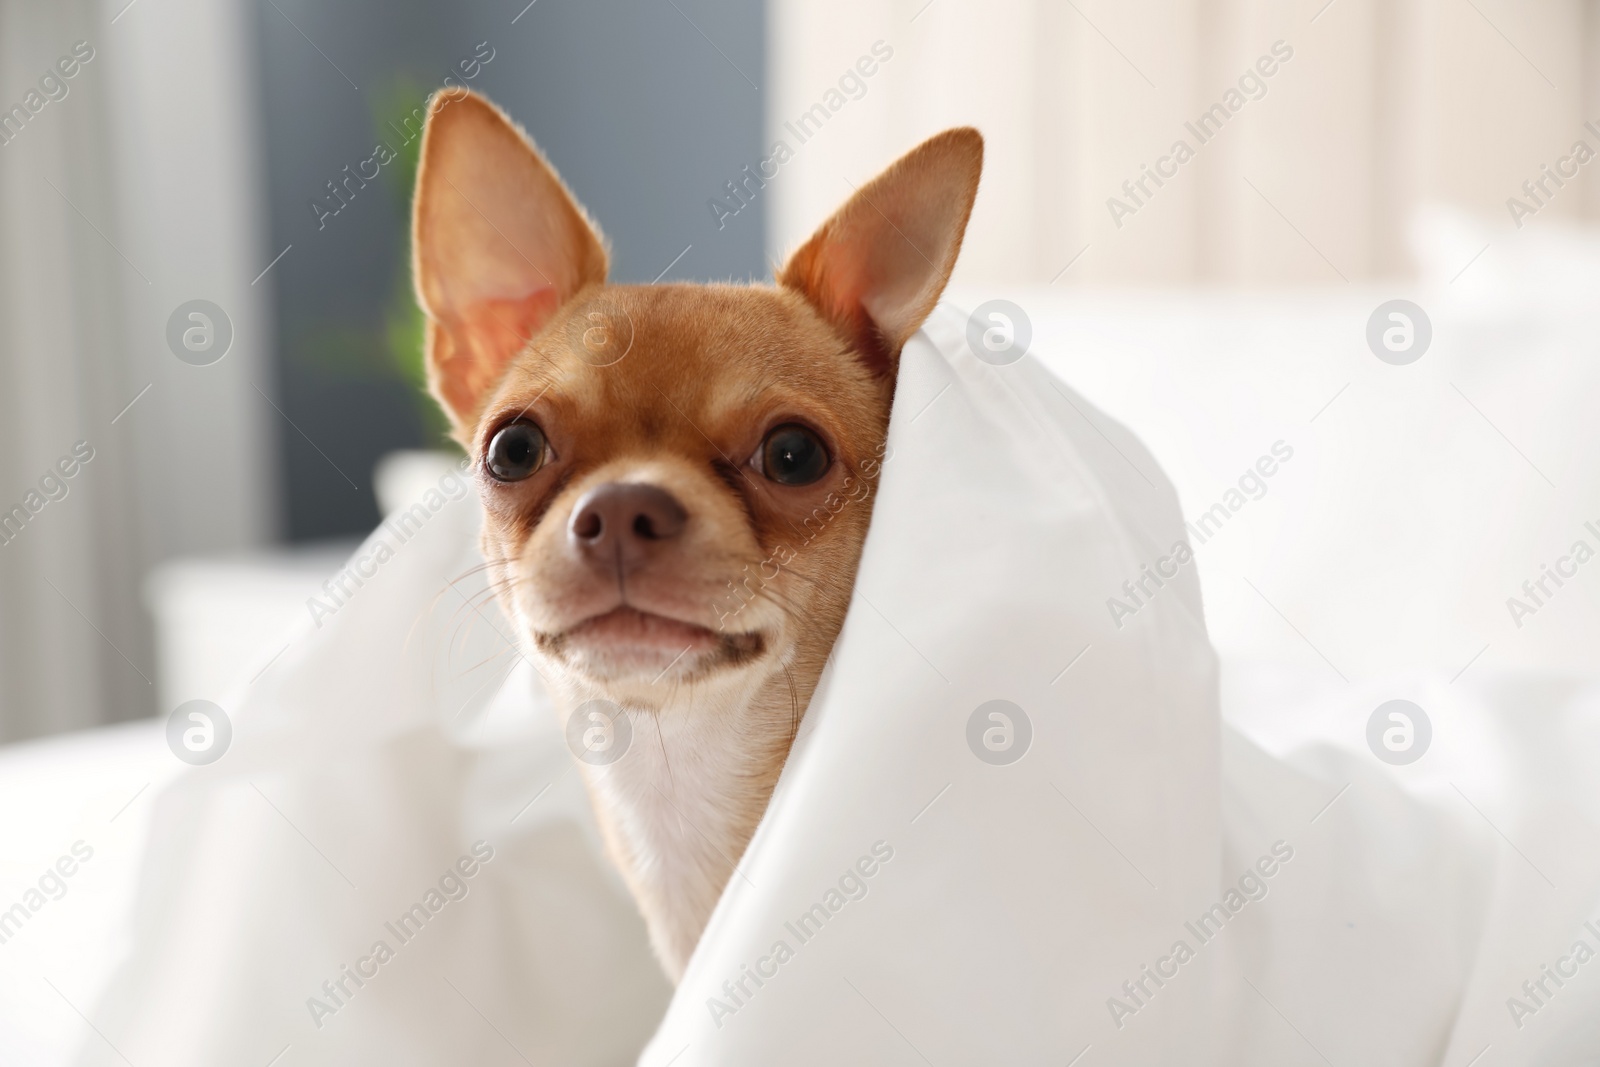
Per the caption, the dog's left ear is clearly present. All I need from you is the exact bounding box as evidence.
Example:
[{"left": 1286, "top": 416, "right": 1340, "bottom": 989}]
[
  {"left": 779, "top": 127, "right": 982, "bottom": 379},
  {"left": 413, "top": 88, "right": 608, "bottom": 436}
]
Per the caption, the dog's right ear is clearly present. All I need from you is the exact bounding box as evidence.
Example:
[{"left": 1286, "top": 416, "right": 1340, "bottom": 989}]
[
  {"left": 413, "top": 88, "right": 608, "bottom": 436},
  {"left": 779, "top": 127, "right": 982, "bottom": 382}
]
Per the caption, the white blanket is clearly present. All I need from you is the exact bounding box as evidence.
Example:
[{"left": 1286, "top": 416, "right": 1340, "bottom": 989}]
[{"left": 71, "top": 304, "right": 1600, "bottom": 1066}]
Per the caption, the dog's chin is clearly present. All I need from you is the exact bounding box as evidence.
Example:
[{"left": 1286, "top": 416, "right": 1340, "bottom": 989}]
[{"left": 538, "top": 606, "right": 766, "bottom": 685}]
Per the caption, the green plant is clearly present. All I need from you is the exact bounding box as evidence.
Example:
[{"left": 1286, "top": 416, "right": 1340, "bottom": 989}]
[{"left": 371, "top": 77, "right": 453, "bottom": 446}]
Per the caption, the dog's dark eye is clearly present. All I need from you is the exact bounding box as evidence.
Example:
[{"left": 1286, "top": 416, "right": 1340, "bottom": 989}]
[
  {"left": 760, "top": 424, "right": 829, "bottom": 486},
  {"left": 485, "top": 420, "right": 547, "bottom": 482}
]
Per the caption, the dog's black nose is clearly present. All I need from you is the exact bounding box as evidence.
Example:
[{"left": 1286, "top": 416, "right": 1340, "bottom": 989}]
[{"left": 569, "top": 482, "right": 687, "bottom": 569}]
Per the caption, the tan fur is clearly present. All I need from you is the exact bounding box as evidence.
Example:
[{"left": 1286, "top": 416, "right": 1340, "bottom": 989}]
[{"left": 413, "top": 87, "right": 981, "bottom": 979}]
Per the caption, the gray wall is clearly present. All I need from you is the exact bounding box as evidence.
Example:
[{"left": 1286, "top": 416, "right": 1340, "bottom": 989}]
[{"left": 255, "top": 0, "right": 768, "bottom": 540}]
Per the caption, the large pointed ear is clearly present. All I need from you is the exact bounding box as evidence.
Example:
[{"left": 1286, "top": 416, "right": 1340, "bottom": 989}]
[
  {"left": 778, "top": 127, "right": 982, "bottom": 378},
  {"left": 412, "top": 88, "right": 608, "bottom": 434}
]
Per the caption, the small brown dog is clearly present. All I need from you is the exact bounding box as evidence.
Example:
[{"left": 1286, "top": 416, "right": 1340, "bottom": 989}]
[{"left": 412, "top": 88, "right": 981, "bottom": 979}]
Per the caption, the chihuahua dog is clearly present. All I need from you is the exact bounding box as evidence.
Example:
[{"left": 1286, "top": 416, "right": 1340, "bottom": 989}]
[{"left": 412, "top": 87, "right": 981, "bottom": 979}]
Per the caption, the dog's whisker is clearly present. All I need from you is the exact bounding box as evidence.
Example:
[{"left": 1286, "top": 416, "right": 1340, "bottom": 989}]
[
  {"left": 780, "top": 659, "right": 802, "bottom": 747},
  {"left": 448, "top": 559, "right": 504, "bottom": 582},
  {"left": 453, "top": 641, "right": 522, "bottom": 679},
  {"left": 653, "top": 703, "right": 677, "bottom": 794}
]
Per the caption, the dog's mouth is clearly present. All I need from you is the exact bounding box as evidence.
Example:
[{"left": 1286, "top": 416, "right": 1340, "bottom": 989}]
[
  {"left": 568, "top": 606, "right": 720, "bottom": 652},
  {"left": 537, "top": 606, "right": 766, "bottom": 680}
]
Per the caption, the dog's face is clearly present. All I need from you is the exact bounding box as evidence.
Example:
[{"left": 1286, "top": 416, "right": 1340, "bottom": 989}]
[
  {"left": 412, "top": 89, "right": 980, "bottom": 710},
  {"left": 465, "top": 284, "right": 890, "bottom": 702}
]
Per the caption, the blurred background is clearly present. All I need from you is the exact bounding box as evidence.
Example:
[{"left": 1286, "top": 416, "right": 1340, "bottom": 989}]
[{"left": 2, "top": 0, "right": 1599, "bottom": 745}]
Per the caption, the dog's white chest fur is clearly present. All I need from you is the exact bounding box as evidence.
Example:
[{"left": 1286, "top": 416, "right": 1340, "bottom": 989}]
[{"left": 574, "top": 681, "right": 795, "bottom": 975}]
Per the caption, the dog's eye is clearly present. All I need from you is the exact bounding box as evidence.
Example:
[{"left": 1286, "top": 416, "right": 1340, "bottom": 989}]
[
  {"left": 759, "top": 424, "right": 829, "bottom": 486},
  {"left": 485, "top": 420, "right": 547, "bottom": 482}
]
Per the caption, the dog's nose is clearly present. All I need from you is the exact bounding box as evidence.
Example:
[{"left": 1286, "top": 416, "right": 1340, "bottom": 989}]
[{"left": 568, "top": 482, "right": 688, "bottom": 571}]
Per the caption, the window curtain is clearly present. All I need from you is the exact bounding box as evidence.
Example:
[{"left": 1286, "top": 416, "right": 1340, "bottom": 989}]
[
  {"left": 766, "top": 0, "right": 1600, "bottom": 285},
  {"left": 0, "top": 0, "right": 277, "bottom": 742}
]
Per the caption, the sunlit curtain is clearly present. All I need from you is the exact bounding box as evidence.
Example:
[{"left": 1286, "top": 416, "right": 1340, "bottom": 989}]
[
  {"left": 0, "top": 0, "right": 278, "bottom": 741},
  {"left": 767, "top": 0, "right": 1600, "bottom": 285}
]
